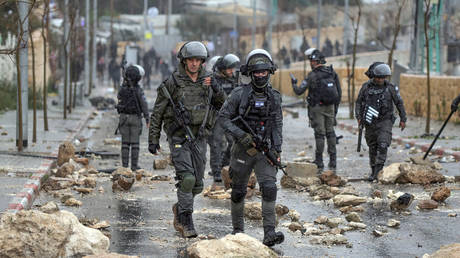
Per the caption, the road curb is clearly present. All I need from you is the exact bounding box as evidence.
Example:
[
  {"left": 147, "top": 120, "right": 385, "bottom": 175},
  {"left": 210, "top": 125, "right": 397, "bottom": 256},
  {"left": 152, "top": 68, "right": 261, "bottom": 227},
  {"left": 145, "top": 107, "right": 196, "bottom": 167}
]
[
  {"left": 337, "top": 122, "right": 460, "bottom": 161},
  {"left": 6, "top": 110, "right": 93, "bottom": 213}
]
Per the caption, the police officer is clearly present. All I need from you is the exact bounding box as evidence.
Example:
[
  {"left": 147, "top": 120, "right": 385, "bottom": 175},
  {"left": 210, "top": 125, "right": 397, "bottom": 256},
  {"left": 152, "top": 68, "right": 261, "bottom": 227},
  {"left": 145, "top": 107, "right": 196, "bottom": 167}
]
[
  {"left": 355, "top": 63, "right": 407, "bottom": 181},
  {"left": 116, "top": 65, "right": 149, "bottom": 171},
  {"left": 219, "top": 49, "right": 284, "bottom": 247},
  {"left": 291, "top": 48, "right": 341, "bottom": 171},
  {"left": 148, "top": 41, "right": 225, "bottom": 238},
  {"left": 207, "top": 54, "right": 241, "bottom": 182},
  {"left": 452, "top": 94, "right": 460, "bottom": 113}
]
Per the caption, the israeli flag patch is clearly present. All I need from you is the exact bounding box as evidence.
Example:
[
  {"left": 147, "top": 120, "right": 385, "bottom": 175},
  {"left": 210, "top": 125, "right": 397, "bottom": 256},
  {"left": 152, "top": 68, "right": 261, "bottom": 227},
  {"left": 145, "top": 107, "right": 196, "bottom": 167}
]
[
  {"left": 255, "top": 101, "right": 265, "bottom": 107},
  {"left": 327, "top": 82, "right": 334, "bottom": 87}
]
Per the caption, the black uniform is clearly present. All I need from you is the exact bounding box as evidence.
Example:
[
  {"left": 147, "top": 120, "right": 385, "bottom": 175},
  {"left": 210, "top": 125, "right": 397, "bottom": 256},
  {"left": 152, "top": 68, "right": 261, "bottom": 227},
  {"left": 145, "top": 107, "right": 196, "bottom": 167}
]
[
  {"left": 355, "top": 79, "right": 407, "bottom": 177},
  {"left": 452, "top": 94, "right": 460, "bottom": 112},
  {"left": 116, "top": 82, "right": 149, "bottom": 170},
  {"left": 219, "top": 83, "right": 283, "bottom": 239},
  {"left": 292, "top": 65, "right": 341, "bottom": 170}
]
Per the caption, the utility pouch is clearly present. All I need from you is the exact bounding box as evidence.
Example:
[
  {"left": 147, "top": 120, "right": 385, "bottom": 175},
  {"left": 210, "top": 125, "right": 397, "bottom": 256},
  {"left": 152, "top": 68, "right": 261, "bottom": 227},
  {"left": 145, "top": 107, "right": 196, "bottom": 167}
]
[{"left": 246, "top": 147, "right": 258, "bottom": 157}]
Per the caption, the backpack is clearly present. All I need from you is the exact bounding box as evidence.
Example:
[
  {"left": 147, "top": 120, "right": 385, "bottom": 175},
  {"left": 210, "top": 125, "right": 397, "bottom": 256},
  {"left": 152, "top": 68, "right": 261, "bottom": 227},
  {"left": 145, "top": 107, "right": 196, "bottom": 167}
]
[
  {"left": 316, "top": 67, "right": 339, "bottom": 105},
  {"left": 116, "top": 85, "right": 140, "bottom": 115}
]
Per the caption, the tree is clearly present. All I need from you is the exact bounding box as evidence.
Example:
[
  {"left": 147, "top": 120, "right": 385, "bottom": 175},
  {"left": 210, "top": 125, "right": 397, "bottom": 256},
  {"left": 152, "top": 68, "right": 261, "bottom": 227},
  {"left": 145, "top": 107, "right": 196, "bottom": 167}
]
[
  {"left": 387, "top": 0, "right": 407, "bottom": 68},
  {"left": 348, "top": 0, "right": 361, "bottom": 119},
  {"left": 29, "top": 21, "right": 37, "bottom": 143},
  {"left": 42, "top": 0, "right": 49, "bottom": 131},
  {"left": 424, "top": 0, "right": 432, "bottom": 134}
]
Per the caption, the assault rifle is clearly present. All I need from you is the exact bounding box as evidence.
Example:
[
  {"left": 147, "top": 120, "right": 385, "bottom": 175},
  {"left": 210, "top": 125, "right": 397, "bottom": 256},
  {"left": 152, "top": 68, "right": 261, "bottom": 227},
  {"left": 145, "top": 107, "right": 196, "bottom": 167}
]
[
  {"left": 161, "top": 86, "right": 202, "bottom": 158},
  {"left": 232, "top": 116, "right": 287, "bottom": 175},
  {"left": 357, "top": 122, "right": 363, "bottom": 152}
]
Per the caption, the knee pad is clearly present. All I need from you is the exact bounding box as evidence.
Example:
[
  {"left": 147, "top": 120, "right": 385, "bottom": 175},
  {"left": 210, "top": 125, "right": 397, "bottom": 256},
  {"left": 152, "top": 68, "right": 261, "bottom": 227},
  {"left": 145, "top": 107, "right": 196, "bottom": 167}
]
[
  {"left": 192, "top": 179, "right": 204, "bottom": 196},
  {"left": 231, "top": 184, "right": 247, "bottom": 203},
  {"left": 178, "top": 173, "right": 196, "bottom": 193},
  {"left": 260, "top": 182, "right": 277, "bottom": 202},
  {"left": 314, "top": 132, "right": 325, "bottom": 139}
]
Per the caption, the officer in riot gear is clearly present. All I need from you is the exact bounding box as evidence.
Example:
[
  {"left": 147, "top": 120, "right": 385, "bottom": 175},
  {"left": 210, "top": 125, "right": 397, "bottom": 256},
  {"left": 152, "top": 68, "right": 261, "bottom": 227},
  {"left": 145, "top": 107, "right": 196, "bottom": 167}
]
[
  {"left": 355, "top": 63, "right": 407, "bottom": 182},
  {"left": 219, "top": 49, "right": 284, "bottom": 247},
  {"left": 206, "top": 54, "right": 241, "bottom": 182},
  {"left": 291, "top": 48, "right": 341, "bottom": 171},
  {"left": 116, "top": 65, "right": 149, "bottom": 171},
  {"left": 452, "top": 94, "right": 460, "bottom": 113},
  {"left": 148, "top": 41, "right": 225, "bottom": 238}
]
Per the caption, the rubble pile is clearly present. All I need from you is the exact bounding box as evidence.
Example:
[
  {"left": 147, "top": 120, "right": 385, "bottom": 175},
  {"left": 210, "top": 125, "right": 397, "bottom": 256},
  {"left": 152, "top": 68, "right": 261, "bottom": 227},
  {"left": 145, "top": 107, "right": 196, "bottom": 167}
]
[
  {"left": 378, "top": 157, "right": 445, "bottom": 185},
  {"left": 204, "top": 171, "right": 258, "bottom": 200},
  {"left": 112, "top": 167, "right": 135, "bottom": 192},
  {"left": 89, "top": 96, "right": 116, "bottom": 110},
  {"left": 187, "top": 233, "right": 277, "bottom": 258}
]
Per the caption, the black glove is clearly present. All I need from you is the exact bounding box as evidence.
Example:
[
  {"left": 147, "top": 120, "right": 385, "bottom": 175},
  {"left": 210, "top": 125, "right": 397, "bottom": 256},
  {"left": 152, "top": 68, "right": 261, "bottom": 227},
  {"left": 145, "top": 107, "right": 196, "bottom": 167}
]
[
  {"left": 210, "top": 77, "right": 220, "bottom": 93},
  {"left": 148, "top": 143, "right": 160, "bottom": 154},
  {"left": 239, "top": 133, "right": 254, "bottom": 148},
  {"left": 452, "top": 100, "right": 459, "bottom": 113},
  {"left": 291, "top": 77, "right": 297, "bottom": 86}
]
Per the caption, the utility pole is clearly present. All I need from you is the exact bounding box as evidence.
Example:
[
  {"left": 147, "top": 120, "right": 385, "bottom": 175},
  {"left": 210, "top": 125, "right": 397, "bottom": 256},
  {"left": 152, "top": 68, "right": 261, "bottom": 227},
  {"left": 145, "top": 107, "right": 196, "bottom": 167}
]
[
  {"left": 110, "top": 0, "right": 114, "bottom": 44},
  {"left": 233, "top": 0, "right": 237, "bottom": 51},
  {"left": 317, "top": 0, "right": 321, "bottom": 49},
  {"left": 63, "top": 0, "right": 69, "bottom": 118},
  {"left": 267, "top": 0, "right": 273, "bottom": 53},
  {"left": 343, "top": 0, "right": 349, "bottom": 55},
  {"left": 166, "top": 0, "right": 172, "bottom": 35},
  {"left": 86, "top": 0, "right": 91, "bottom": 95},
  {"left": 143, "top": 0, "right": 147, "bottom": 52},
  {"left": 17, "top": 0, "right": 30, "bottom": 149},
  {"left": 92, "top": 0, "right": 97, "bottom": 89},
  {"left": 252, "top": 0, "right": 256, "bottom": 49}
]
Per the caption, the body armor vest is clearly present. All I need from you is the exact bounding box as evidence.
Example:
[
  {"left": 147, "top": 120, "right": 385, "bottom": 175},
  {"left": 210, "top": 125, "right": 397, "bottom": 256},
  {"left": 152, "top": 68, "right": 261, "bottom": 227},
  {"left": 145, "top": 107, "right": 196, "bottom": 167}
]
[
  {"left": 364, "top": 86, "right": 388, "bottom": 125},
  {"left": 243, "top": 92, "right": 271, "bottom": 140}
]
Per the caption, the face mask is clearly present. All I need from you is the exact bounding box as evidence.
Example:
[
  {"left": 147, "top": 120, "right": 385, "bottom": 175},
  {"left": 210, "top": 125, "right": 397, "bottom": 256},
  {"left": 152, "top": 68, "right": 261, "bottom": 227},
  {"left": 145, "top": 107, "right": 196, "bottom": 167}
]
[{"left": 251, "top": 74, "right": 269, "bottom": 88}]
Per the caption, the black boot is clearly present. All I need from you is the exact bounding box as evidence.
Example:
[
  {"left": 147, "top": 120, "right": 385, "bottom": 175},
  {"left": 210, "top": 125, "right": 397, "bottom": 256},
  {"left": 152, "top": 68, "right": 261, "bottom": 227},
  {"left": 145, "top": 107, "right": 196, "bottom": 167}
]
[
  {"left": 368, "top": 166, "right": 376, "bottom": 182},
  {"left": 131, "top": 144, "right": 141, "bottom": 171},
  {"left": 182, "top": 212, "right": 197, "bottom": 238},
  {"left": 263, "top": 226, "right": 284, "bottom": 247},
  {"left": 314, "top": 153, "right": 324, "bottom": 172},
  {"left": 328, "top": 154, "right": 337, "bottom": 170},
  {"left": 213, "top": 170, "right": 222, "bottom": 182},
  {"left": 172, "top": 203, "right": 181, "bottom": 233},
  {"left": 373, "top": 164, "right": 383, "bottom": 182}
]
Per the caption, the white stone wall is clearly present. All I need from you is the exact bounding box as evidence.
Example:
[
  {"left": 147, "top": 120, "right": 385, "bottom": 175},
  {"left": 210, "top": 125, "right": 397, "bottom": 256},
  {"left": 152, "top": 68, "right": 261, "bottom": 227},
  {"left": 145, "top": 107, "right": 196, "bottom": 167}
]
[{"left": 0, "top": 33, "right": 17, "bottom": 82}]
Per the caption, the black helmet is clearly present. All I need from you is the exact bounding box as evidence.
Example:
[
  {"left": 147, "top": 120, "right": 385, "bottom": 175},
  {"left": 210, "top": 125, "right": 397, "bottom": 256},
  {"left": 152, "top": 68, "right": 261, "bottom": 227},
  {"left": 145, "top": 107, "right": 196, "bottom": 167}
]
[
  {"left": 177, "top": 41, "right": 209, "bottom": 62},
  {"left": 240, "top": 49, "right": 276, "bottom": 76},
  {"left": 206, "top": 55, "right": 222, "bottom": 73},
  {"left": 304, "top": 48, "right": 326, "bottom": 64},
  {"left": 373, "top": 63, "right": 391, "bottom": 78},
  {"left": 365, "top": 62, "right": 385, "bottom": 79},
  {"left": 125, "top": 65, "right": 142, "bottom": 83},
  {"left": 216, "top": 53, "right": 240, "bottom": 71}
]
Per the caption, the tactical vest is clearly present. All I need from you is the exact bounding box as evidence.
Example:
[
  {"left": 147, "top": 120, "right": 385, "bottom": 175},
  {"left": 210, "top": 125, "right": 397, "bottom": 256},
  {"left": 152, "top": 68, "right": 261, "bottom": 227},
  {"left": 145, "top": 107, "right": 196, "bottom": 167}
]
[
  {"left": 117, "top": 85, "right": 140, "bottom": 115},
  {"left": 363, "top": 85, "right": 391, "bottom": 125},
  {"left": 171, "top": 74, "right": 214, "bottom": 129},
  {"left": 240, "top": 86, "right": 275, "bottom": 142},
  {"left": 308, "top": 66, "right": 339, "bottom": 106}
]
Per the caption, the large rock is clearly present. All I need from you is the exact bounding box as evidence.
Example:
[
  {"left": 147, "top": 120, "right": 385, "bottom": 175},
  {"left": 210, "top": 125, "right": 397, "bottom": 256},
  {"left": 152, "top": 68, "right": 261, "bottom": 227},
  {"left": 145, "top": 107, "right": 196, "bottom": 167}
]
[
  {"left": 285, "top": 162, "right": 317, "bottom": 178},
  {"left": 281, "top": 175, "right": 321, "bottom": 189},
  {"left": 390, "top": 193, "right": 414, "bottom": 211},
  {"left": 57, "top": 141, "right": 76, "bottom": 167},
  {"left": 153, "top": 159, "right": 168, "bottom": 170},
  {"left": 424, "top": 243, "right": 460, "bottom": 258},
  {"left": 431, "top": 186, "right": 451, "bottom": 203},
  {"left": 410, "top": 156, "right": 443, "bottom": 170},
  {"left": 319, "top": 171, "right": 346, "bottom": 187},
  {"left": 397, "top": 163, "right": 445, "bottom": 185},
  {"left": 275, "top": 204, "right": 289, "bottom": 217},
  {"left": 0, "top": 210, "right": 109, "bottom": 258},
  {"left": 187, "top": 233, "right": 277, "bottom": 258},
  {"left": 378, "top": 163, "right": 402, "bottom": 184},
  {"left": 43, "top": 177, "right": 76, "bottom": 191},
  {"left": 333, "top": 195, "right": 367, "bottom": 207},
  {"left": 112, "top": 167, "right": 135, "bottom": 191}
]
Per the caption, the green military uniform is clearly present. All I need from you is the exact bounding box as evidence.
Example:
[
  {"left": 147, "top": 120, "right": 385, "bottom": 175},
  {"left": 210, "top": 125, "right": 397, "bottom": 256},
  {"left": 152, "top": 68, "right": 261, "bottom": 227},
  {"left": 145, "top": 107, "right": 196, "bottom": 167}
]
[
  {"left": 292, "top": 64, "right": 341, "bottom": 170},
  {"left": 149, "top": 55, "right": 225, "bottom": 236}
]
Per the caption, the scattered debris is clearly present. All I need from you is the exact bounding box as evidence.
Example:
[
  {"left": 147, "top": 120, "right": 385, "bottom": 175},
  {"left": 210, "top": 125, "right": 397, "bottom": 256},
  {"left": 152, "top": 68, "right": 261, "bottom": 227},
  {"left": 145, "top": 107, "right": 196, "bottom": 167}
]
[
  {"left": 202, "top": 186, "right": 231, "bottom": 200},
  {"left": 379, "top": 163, "right": 402, "bottom": 184},
  {"left": 43, "top": 177, "right": 76, "bottom": 191},
  {"left": 151, "top": 175, "right": 171, "bottom": 181},
  {"left": 372, "top": 229, "right": 385, "bottom": 237},
  {"left": 39, "top": 201, "right": 60, "bottom": 214},
  {"left": 103, "top": 138, "right": 121, "bottom": 145},
  {"left": 288, "top": 222, "right": 303, "bottom": 232},
  {"left": 417, "top": 200, "right": 439, "bottom": 210},
  {"left": 319, "top": 171, "right": 346, "bottom": 187},
  {"left": 74, "top": 187, "right": 93, "bottom": 194},
  {"left": 339, "top": 205, "right": 365, "bottom": 214},
  {"left": 187, "top": 233, "right": 277, "bottom": 258},
  {"left": 348, "top": 222, "right": 367, "bottom": 229},
  {"left": 153, "top": 159, "right": 169, "bottom": 170},
  {"left": 288, "top": 209, "right": 300, "bottom": 222},
  {"left": 89, "top": 96, "right": 116, "bottom": 110},
  {"left": 372, "top": 190, "right": 383, "bottom": 199},
  {"left": 423, "top": 243, "right": 460, "bottom": 258},
  {"left": 64, "top": 198, "right": 82, "bottom": 207},
  {"left": 431, "top": 186, "right": 451, "bottom": 203},
  {"left": 387, "top": 219, "right": 400, "bottom": 228},
  {"left": 309, "top": 234, "right": 349, "bottom": 246},
  {"left": 448, "top": 213, "right": 457, "bottom": 217},
  {"left": 57, "top": 141, "right": 76, "bottom": 166},
  {"left": 333, "top": 195, "right": 367, "bottom": 207},
  {"left": 390, "top": 193, "right": 414, "bottom": 211},
  {"left": 285, "top": 162, "right": 317, "bottom": 178},
  {"left": 297, "top": 151, "right": 306, "bottom": 157},
  {"left": 1, "top": 131, "right": 7, "bottom": 136},
  {"left": 244, "top": 202, "right": 262, "bottom": 220},
  {"left": 275, "top": 204, "right": 289, "bottom": 217},
  {"left": 345, "top": 212, "right": 362, "bottom": 222},
  {"left": 112, "top": 167, "right": 135, "bottom": 191}
]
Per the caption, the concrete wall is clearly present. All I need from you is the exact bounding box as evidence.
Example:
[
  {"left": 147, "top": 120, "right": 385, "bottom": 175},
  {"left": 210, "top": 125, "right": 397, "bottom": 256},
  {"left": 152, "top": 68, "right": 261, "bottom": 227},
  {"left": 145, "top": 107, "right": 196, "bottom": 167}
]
[{"left": 399, "top": 74, "right": 460, "bottom": 123}]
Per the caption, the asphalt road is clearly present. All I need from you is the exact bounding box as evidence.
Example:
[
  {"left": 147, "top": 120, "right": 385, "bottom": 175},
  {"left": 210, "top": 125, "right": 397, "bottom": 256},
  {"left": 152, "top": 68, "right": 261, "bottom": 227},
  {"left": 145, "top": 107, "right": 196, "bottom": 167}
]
[{"left": 32, "top": 88, "right": 460, "bottom": 258}]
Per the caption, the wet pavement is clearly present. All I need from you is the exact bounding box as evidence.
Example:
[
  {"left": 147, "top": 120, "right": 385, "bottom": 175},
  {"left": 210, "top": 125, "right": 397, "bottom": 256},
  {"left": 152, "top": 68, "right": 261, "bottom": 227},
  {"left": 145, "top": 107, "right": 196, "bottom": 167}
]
[{"left": 30, "top": 85, "right": 460, "bottom": 257}]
